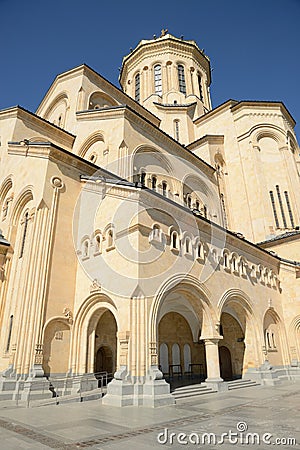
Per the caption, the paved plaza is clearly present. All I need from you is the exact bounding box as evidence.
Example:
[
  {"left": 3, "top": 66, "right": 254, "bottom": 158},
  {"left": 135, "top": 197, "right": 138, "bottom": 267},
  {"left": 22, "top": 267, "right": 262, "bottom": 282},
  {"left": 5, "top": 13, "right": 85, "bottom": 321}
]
[{"left": 0, "top": 380, "right": 299, "bottom": 449}]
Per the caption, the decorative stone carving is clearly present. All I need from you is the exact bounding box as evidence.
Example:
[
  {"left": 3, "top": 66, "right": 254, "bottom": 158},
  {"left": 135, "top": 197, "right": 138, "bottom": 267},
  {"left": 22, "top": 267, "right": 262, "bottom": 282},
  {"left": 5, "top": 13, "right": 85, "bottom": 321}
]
[
  {"left": 63, "top": 307, "right": 73, "bottom": 324},
  {"left": 50, "top": 176, "right": 64, "bottom": 190},
  {"left": 90, "top": 279, "right": 101, "bottom": 293},
  {"left": 34, "top": 343, "right": 43, "bottom": 365},
  {"left": 149, "top": 341, "right": 158, "bottom": 366}
]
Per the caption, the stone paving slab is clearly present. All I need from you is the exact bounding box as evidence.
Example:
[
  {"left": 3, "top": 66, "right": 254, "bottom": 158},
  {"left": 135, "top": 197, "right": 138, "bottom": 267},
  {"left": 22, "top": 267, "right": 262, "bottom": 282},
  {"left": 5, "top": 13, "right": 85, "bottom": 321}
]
[{"left": 0, "top": 381, "right": 299, "bottom": 449}]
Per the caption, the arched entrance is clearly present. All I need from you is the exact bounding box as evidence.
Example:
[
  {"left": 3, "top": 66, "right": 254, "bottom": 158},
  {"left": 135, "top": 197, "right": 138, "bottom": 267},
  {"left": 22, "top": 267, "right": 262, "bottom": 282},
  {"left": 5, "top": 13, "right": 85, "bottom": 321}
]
[
  {"left": 219, "top": 312, "right": 245, "bottom": 380},
  {"left": 219, "top": 346, "right": 233, "bottom": 381},
  {"left": 218, "top": 290, "right": 259, "bottom": 376},
  {"left": 95, "top": 345, "right": 113, "bottom": 373},
  {"left": 93, "top": 310, "right": 117, "bottom": 376}
]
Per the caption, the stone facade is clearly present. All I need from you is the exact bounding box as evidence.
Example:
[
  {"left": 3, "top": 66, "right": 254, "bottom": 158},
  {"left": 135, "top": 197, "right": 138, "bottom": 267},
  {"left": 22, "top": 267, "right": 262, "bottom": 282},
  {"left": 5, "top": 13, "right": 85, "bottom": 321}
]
[{"left": 0, "top": 32, "right": 299, "bottom": 406}]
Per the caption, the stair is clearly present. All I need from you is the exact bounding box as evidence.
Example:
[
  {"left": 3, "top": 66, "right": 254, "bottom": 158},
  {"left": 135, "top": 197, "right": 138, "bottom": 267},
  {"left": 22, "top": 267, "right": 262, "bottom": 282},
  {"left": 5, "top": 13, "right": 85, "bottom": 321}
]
[
  {"left": 227, "top": 379, "right": 260, "bottom": 390},
  {"left": 29, "top": 386, "right": 106, "bottom": 407},
  {"left": 172, "top": 383, "right": 216, "bottom": 399}
]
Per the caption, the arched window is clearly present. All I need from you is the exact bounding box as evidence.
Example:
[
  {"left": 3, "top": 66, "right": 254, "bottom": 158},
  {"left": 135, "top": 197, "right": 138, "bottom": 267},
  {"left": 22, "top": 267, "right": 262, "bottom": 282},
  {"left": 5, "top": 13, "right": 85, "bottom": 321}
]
[
  {"left": 154, "top": 64, "right": 162, "bottom": 95},
  {"left": 83, "top": 240, "right": 89, "bottom": 258},
  {"left": 151, "top": 176, "right": 157, "bottom": 191},
  {"left": 107, "top": 229, "right": 114, "bottom": 248},
  {"left": 185, "top": 238, "right": 191, "bottom": 254},
  {"left": 223, "top": 252, "right": 229, "bottom": 269},
  {"left": 203, "top": 205, "right": 207, "bottom": 218},
  {"left": 178, "top": 65, "right": 186, "bottom": 94},
  {"left": 19, "top": 211, "right": 29, "bottom": 258},
  {"left": 159, "top": 343, "right": 169, "bottom": 374},
  {"left": 195, "top": 200, "right": 200, "bottom": 211},
  {"left": 162, "top": 181, "right": 167, "bottom": 197},
  {"left": 197, "top": 73, "right": 203, "bottom": 101},
  {"left": 183, "top": 344, "right": 191, "bottom": 373},
  {"left": 95, "top": 234, "right": 102, "bottom": 254},
  {"left": 135, "top": 73, "right": 140, "bottom": 102},
  {"left": 171, "top": 231, "right": 179, "bottom": 250},
  {"left": 174, "top": 120, "right": 180, "bottom": 141}
]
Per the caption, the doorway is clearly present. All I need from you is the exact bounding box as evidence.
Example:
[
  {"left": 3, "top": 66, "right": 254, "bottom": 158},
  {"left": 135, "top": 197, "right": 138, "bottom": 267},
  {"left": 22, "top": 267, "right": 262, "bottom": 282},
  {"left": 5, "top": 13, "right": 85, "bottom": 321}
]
[{"left": 219, "top": 346, "right": 233, "bottom": 380}]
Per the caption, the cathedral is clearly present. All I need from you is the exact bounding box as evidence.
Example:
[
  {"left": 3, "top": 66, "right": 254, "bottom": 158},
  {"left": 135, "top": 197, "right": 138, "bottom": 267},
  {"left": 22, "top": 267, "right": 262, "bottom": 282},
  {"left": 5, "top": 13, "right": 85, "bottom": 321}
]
[{"left": 0, "top": 31, "right": 299, "bottom": 407}]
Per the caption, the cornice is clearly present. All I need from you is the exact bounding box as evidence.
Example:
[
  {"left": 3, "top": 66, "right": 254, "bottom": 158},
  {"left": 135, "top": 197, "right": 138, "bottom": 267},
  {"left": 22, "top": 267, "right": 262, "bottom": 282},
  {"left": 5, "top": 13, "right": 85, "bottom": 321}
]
[
  {"left": 120, "top": 36, "right": 211, "bottom": 85},
  {"left": 230, "top": 101, "right": 296, "bottom": 128},
  {"left": 187, "top": 135, "right": 224, "bottom": 151},
  {"left": 0, "top": 106, "right": 75, "bottom": 149}
]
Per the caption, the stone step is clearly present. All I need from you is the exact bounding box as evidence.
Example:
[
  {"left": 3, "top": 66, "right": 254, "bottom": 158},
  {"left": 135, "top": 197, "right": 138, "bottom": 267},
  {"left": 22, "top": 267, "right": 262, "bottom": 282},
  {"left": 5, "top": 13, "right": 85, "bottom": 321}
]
[
  {"left": 172, "top": 384, "right": 216, "bottom": 399},
  {"left": 227, "top": 379, "right": 260, "bottom": 390}
]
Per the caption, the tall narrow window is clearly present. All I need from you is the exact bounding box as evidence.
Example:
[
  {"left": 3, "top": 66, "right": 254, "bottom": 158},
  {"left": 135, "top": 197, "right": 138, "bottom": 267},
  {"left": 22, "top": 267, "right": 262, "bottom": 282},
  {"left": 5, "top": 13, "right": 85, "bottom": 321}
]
[
  {"left": 154, "top": 64, "right": 162, "bottom": 95},
  {"left": 220, "top": 194, "right": 228, "bottom": 229},
  {"left": 178, "top": 65, "right": 186, "bottom": 94},
  {"left": 269, "top": 191, "right": 279, "bottom": 228},
  {"left": 197, "top": 73, "right": 203, "bottom": 101},
  {"left": 284, "top": 191, "right": 295, "bottom": 228},
  {"left": 162, "top": 181, "right": 167, "bottom": 197},
  {"left": 276, "top": 185, "right": 287, "bottom": 228},
  {"left": 6, "top": 315, "right": 13, "bottom": 352},
  {"left": 19, "top": 212, "right": 29, "bottom": 258},
  {"left": 151, "top": 176, "right": 157, "bottom": 191},
  {"left": 174, "top": 120, "right": 180, "bottom": 141},
  {"left": 140, "top": 171, "right": 146, "bottom": 186},
  {"left": 203, "top": 205, "right": 207, "bottom": 218},
  {"left": 135, "top": 73, "right": 140, "bottom": 102}
]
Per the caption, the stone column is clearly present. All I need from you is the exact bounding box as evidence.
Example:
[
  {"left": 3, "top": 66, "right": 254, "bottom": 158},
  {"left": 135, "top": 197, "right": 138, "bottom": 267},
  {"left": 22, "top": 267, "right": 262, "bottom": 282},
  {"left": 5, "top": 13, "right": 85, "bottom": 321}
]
[{"left": 203, "top": 337, "right": 226, "bottom": 391}]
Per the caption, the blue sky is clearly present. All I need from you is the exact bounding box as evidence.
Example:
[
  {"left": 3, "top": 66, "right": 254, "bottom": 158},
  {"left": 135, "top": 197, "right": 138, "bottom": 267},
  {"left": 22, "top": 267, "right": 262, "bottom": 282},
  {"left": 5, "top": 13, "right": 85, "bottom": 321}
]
[{"left": 1, "top": 0, "right": 300, "bottom": 137}]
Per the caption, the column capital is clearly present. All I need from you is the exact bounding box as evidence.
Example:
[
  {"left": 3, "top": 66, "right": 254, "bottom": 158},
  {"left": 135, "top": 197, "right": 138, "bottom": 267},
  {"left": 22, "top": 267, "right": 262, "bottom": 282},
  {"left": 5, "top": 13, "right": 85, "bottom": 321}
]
[{"left": 201, "top": 335, "right": 223, "bottom": 344}]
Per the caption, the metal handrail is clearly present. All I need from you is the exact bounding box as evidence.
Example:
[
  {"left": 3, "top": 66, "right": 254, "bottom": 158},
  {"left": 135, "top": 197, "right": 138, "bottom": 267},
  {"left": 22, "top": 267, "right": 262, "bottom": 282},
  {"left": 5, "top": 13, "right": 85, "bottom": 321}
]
[{"left": 16, "top": 371, "right": 110, "bottom": 408}]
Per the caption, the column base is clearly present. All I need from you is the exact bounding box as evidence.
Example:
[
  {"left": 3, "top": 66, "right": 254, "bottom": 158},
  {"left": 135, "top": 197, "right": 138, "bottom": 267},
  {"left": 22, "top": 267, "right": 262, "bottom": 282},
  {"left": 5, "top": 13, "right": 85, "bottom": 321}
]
[
  {"left": 102, "top": 367, "right": 175, "bottom": 407},
  {"left": 204, "top": 377, "right": 227, "bottom": 391}
]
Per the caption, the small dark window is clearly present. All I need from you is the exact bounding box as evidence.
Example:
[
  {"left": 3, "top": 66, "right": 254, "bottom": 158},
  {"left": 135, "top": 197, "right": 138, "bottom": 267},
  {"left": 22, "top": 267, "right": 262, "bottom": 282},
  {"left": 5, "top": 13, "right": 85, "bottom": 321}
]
[
  {"left": 197, "top": 74, "right": 203, "bottom": 101},
  {"left": 135, "top": 73, "right": 140, "bottom": 102},
  {"left": 178, "top": 65, "right": 186, "bottom": 94},
  {"left": 152, "top": 176, "right": 157, "bottom": 191},
  {"left": 276, "top": 185, "right": 287, "bottom": 228},
  {"left": 140, "top": 171, "right": 146, "bottom": 186},
  {"left": 154, "top": 65, "right": 162, "bottom": 95},
  {"left": 162, "top": 181, "right": 167, "bottom": 196},
  {"left": 284, "top": 191, "right": 294, "bottom": 228},
  {"left": 6, "top": 315, "right": 13, "bottom": 352},
  {"left": 269, "top": 191, "right": 279, "bottom": 228}
]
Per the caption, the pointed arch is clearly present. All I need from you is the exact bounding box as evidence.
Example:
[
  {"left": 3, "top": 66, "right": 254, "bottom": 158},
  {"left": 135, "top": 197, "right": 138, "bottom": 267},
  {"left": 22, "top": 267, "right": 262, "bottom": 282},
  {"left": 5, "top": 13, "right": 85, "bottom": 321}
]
[
  {"left": 150, "top": 273, "right": 217, "bottom": 344},
  {"left": 70, "top": 293, "right": 118, "bottom": 374}
]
